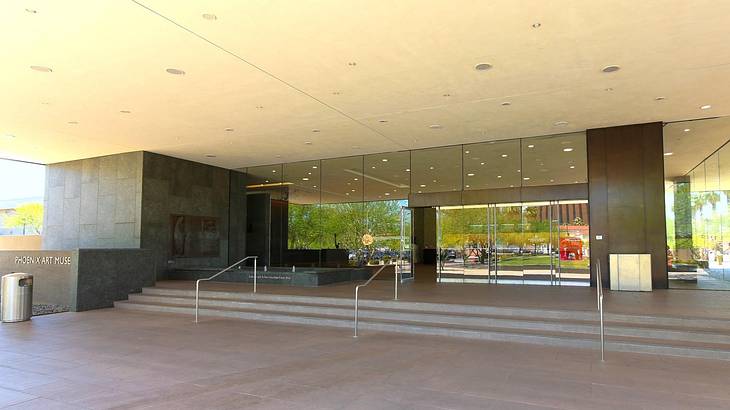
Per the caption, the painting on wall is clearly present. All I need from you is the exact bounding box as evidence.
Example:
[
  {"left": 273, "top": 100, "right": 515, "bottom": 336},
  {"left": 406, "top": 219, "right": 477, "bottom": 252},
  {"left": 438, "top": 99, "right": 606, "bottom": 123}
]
[{"left": 170, "top": 215, "right": 220, "bottom": 257}]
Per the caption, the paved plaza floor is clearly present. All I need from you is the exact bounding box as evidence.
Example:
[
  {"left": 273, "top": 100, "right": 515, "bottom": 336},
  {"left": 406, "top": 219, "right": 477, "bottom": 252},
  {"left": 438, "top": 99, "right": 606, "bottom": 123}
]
[{"left": 2, "top": 307, "right": 730, "bottom": 409}]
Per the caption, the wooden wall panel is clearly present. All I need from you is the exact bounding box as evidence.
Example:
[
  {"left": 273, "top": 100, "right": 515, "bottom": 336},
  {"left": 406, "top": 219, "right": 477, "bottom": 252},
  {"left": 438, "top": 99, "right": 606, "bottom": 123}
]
[{"left": 587, "top": 122, "right": 668, "bottom": 289}]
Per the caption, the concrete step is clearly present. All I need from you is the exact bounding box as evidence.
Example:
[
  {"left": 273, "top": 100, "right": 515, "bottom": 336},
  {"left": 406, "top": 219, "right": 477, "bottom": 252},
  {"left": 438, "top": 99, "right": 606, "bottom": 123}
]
[
  {"left": 126, "top": 293, "right": 730, "bottom": 346},
  {"left": 142, "top": 286, "right": 730, "bottom": 331},
  {"left": 114, "top": 298, "right": 730, "bottom": 361}
]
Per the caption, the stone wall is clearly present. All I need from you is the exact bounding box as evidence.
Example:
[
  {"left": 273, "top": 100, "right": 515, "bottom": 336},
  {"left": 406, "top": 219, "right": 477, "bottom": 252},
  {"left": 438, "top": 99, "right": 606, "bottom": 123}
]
[
  {"left": 42, "top": 152, "right": 143, "bottom": 249},
  {"left": 140, "top": 152, "right": 247, "bottom": 279}
]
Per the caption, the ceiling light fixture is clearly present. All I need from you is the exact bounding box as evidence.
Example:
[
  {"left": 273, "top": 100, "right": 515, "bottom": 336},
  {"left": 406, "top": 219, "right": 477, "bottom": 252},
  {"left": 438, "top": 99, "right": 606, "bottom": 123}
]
[
  {"left": 378, "top": 119, "right": 388, "bottom": 123},
  {"left": 497, "top": 175, "right": 502, "bottom": 178},
  {"left": 569, "top": 165, "right": 576, "bottom": 169},
  {"left": 420, "top": 184, "right": 426, "bottom": 188},
  {"left": 405, "top": 168, "right": 411, "bottom": 172},
  {"left": 30, "top": 65, "right": 52, "bottom": 72},
  {"left": 701, "top": 105, "right": 712, "bottom": 110},
  {"left": 467, "top": 173, "right": 475, "bottom": 177},
  {"left": 501, "top": 101, "right": 511, "bottom": 106},
  {"left": 655, "top": 96, "right": 666, "bottom": 101},
  {"left": 442, "top": 93, "right": 451, "bottom": 97},
  {"left": 532, "top": 22, "right": 541, "bottom": 28},
  {"left": 312, "top": 129, "right": 320, "bottom": 133},
  {"left": 119, "top": 110, "right": 131, "bottom": 114},
  {"left": 224, "top": 128, "right": 234, "bottom": 132},
  {"left": 205, "top": 154, "right": 216, "bottom": 158},
  {"left": 664, "top": 152, "right": 674, "bottom": 156},
  {"left": 527, "top": 144, "right": 535, "bottom": 148},
  {"left": 554, "top": 121, "right": 569, "bottom": 126},
  {"left": 501, "top": 154, "right": 508, "bottom": 158},
  {"left": 381, "top": 158, "right": 388, "bottom": 162},
  {"left": 429, "top": 124, "right": 442, "bottom": 129},
  {"left": 480, "top": 162, "right": 485, "bottom": 165},
  {"left": 302, "top": 177, "right": 309, "bottom": 181},
  {"left": 312, "top": 165, "right": 318, "bottom": 169},
  {"left": 474, "top": 63, "right": 493, "bottom": 71},
  {"left": 166, "top": 68, "right": 185, "bottom": 75},
  {"left": 684, "top": 128, "right": 691, "bottom": 132},
  {"left": 602, "top": 65, "right": 621, "bottom": 73},
  {"left": 563, "top": 147, "right": 574, "bottom": 152},
  {"left": 347, "top": 62, "right": 357, "bottom": 66},
  {"left": 523, "top": 177, "right": 531, "bottom": 180},
  {"left": 304, "top": 141, "right": 312, "bottom": 145}
]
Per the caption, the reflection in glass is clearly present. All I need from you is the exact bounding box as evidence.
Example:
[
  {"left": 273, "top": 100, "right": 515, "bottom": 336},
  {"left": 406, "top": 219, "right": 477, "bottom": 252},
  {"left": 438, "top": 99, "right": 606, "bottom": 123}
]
[
  {"left": 411, "top": 146, "right": 462, "bottom": 193},
  {"left": 463, "top": 141, "right": 521, "bottom": 189},
  {"left": 522, "top": 132, "right": 587, "bottom": 186}
]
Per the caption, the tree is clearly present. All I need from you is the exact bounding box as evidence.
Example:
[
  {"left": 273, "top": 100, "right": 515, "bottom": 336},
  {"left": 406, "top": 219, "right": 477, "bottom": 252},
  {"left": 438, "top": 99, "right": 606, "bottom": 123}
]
[{"left": 3, "top": 203, "right": 43, "bottom": 235}]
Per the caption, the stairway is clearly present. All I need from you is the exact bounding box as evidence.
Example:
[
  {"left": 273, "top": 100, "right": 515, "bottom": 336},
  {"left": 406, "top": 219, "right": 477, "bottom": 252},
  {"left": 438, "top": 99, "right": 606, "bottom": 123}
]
[{"left": 115, "top": 286, "right": 730, "bottom": 360}]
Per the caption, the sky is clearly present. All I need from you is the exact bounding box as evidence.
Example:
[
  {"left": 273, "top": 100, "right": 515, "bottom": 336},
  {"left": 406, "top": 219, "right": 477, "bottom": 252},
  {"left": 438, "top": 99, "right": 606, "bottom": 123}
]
[{"left": 0, "top": 159, "right": 46, "bottom": 201}]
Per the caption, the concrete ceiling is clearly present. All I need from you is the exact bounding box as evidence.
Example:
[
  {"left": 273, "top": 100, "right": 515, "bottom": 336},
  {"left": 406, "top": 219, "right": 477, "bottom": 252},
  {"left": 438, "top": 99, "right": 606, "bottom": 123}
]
[
  {"left": 1, "top": 0, "right": 730, "bottom": 169},
  {"left": 664, "top": 116, "right": 730, "bottom": 180}
]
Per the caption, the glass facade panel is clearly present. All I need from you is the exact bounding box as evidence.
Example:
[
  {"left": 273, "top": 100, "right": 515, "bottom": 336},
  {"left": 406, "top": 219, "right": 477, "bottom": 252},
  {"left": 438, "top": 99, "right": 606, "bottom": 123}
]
[
  {"left": 463, "top": 140, "right": 521, "bottom": 190},
  {"left": 665, "top": 117, "right": 730, "bottom": 290},
  {"left": 411, "top": 146, "right": 462, "bottom": 193},
  {"left": 522, "top": 132, "right": 587, "bottom": 186},
  {"left": 284, "top": 161, "right": 321, "bottom": 266},
  {"left": 320, "top": 157, "right": 364, "bottom": 267}
]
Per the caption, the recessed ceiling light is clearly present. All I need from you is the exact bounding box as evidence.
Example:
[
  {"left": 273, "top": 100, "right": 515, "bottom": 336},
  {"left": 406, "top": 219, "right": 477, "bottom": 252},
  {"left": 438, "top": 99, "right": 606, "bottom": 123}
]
[
  {"left": 554, "top": 121, "right": 569, "bottom": 126},
  {"left": 655, "top": 96, "right": 666, "bottom": 101},
  {"left": 418, "top": 191, "right": 422, "bottom": 194},
  {"left": 480, "top": 162, "right": 485, "bottom": 165},
  {"left": 25, "top": 8, "right": 37, "bottom": 13},
  {"left": 684, "top": 128, "right": 691, "bottom": 132},
  {"left": 569, "top": 165, "right": 576, "bottom": 169},
  {"left": 474, "top": 63, "right": 493, "bottom": 71},
  {"left": 429, "top": 124, "right": 442, "bottom": 129},
  {"left": 464, "top": 150, "right": 470, "bottom": 154},
  {"left": 465, "top": 184, "right": 470, "bottom": 188},
  {"left": 497, "top": 175, "right": 502, "bottom": 178},
  {"left": 302, "top": 177, "right": 309, "bottom": 181},
  {"left": 467, "top": 173, "right": 475, "bottom": 177},
  {"left": 405, "top": 168, "right": 411, "bottom": 172},
  {"left": 527, "top": 144, "right": 535, "bottom": 148},
  {"left": 523, "top": 177, "right": 531, "bottom": 180},
  {"left": 256, "top": 105, "right": 264, "bottom": 109},
  {"left": 429, "top": 166, "right": 435, "bottom": 170},
  {"left": 605, "top": 87, "right": 614, "bottom": 92},
  {"left": 202, "top": 13, "right": 217, "bottom": 20},
  {"left": 205, "top": 154, "right": 216, "bottom": 158},
  {"left": 307, "top": 172, "right": 312, "bottom": 175},
  {"left": 332, "top": 91, "right": 341, "bottom": 95},
  {"left": 347, "top": 62, "right": 357, "bottom": 66},
  {"left": 442, "top": 93, "right": 451, "bottom": 97},
  {"left": 30, "top": 65, "right": 52, "bottom": 72},
  {"left": 532, "top": 22, "right": 541, "bottom": 28},
  {"left": 312, "top": 129, "right": 320, "bottom": 133},
  {"left": 563, "top": 148, "right": 574, "bottom": 152},
  {"left": 550, "top": 179, "right": 555, "bottom": 183},
  {"left": 602, "top": 65, "right": 620, "bottom": 73},
  {"left": 119, "top": 110, "right": 131, "bottom": 114},
  {"left": 419, "top": 184, "right": 426, "bottom": 188},
  {"left": 304, "top": 141, "right": 312, "bottom": 145},
  {"left": 700, "top": 105, "right": 712, "bottom": 110},
  {"left": 501, "top": 154, "right": 508, "bottom": 158},
  {"left": 272, "top": 170, "right": 277, "bottom": 173},
  {"left": 354, "top": 178, "right": 359, "bottom": 181},
  {"left": 224, "top": 127, "right": 234, "bottom": 132},
  {"left": 352, "top": 189, "right": 356, "bottom": 192},
  {"left": 664, "top": 152, "right": 674, "bottom": 156},
  {"left": 378, "top": 119, "right": 388, "bottom": 123},
  {"left": 381, "top": 158, "right": 388, "bottom": 162},
  {"left": 166, "top": 68, "right": 185, "bottom": 75},
  {"left": 265, "top": 180, "right": 270, "bottom": 183},
  {"left": 385, "top": 193, "right": 391, "bottom": 196},
  {"left": 501, "top": 101, "right": 511, "bottom": 106},
  {"left": 67, "top": 121, "right": 78, "bottom": 125},
  {"left": 312, "top": 165, "right": 318, "bottom": 169},
  {"left": 313, "top": 185, "right": 317, "bottom": 188}
]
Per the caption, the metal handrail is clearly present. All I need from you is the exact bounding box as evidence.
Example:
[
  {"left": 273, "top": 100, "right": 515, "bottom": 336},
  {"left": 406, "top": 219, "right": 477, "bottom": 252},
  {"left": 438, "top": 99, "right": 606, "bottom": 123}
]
[
  {"left": 596, "top": 258, "right": 605, "bottom": 361},
  {"left": 353, "top": 264, "right": 390, "bottom": 338},
  {"left": 195, "top": 256, "right": 257, "bottom": 323}
]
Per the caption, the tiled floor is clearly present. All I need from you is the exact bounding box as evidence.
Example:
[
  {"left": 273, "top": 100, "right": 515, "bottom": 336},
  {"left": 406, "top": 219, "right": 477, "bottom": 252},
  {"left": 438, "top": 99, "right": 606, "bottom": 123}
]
[{"left": 2, "top": 308, "right": 730, "bottom": 409}]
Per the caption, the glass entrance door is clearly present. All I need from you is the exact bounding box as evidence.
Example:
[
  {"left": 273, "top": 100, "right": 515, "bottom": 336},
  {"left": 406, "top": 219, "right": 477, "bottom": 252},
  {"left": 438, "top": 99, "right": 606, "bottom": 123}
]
[
  {"left": 399, "top": 206, "right": 414, "bottom": 282},
  {"left": 437, "top": 200, "right": 589, "bottom": 286}
]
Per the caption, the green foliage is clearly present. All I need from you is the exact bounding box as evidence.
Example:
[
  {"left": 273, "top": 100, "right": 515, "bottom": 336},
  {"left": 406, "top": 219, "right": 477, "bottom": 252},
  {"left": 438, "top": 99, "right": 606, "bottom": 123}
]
[
  {"left": 3, "top": 203, "right": 43, "bottom": 234},
  {"left": 288, "top": 200, "right": 402, "bottom": 251}
]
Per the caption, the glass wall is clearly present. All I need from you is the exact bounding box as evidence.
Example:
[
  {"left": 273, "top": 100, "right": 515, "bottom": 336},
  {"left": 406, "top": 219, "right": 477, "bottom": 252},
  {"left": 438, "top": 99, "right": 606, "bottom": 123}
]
[
  {"left": 665, "top": 116, "right": 730, "bottom": 290},
  {"left": 240, "top": 131, "right": 587, "bottom": 274}
]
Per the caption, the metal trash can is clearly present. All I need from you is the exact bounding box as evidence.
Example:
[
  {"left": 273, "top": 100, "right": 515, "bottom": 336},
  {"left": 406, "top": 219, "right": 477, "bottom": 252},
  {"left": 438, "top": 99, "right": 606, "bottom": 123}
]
[{"left": 1, "top": 273, "right": 33, "bottom": 323}]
